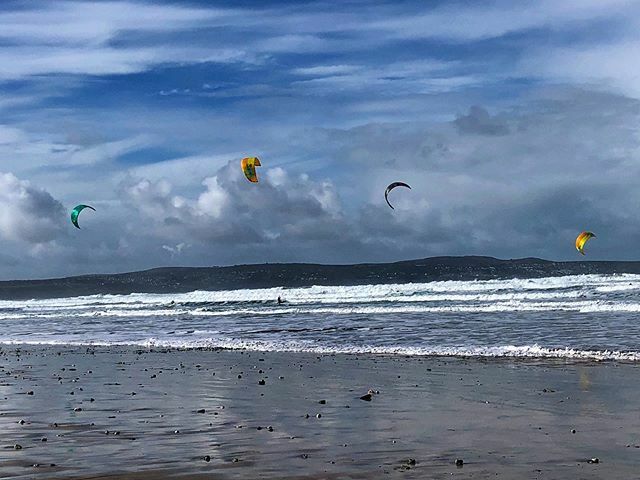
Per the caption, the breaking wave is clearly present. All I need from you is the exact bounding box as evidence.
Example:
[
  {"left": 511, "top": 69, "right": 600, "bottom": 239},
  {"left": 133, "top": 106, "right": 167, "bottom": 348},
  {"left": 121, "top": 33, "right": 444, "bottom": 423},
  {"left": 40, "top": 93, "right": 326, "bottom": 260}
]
[{"left": 2, "top": 273, "right": 640, "bottom": 360}]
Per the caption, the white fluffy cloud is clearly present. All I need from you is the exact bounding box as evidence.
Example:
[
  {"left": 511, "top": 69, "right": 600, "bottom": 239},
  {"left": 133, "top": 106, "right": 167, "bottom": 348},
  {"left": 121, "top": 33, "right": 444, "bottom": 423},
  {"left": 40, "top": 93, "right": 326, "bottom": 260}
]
[
  {"left": 121, "top": 160, "right": 345, "bottom": 246},
  {"left": 0, "top": 173, "right": 65, "bottom": 244}
]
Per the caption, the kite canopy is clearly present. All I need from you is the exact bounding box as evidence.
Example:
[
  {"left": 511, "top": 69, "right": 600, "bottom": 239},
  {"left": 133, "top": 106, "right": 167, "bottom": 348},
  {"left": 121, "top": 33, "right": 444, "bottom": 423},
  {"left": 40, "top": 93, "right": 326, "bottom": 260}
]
[
  {"left": 241, "top": 157, "right": 261, "bottom": 183},
  {"left": 575, "top": 231, "right": 595, "bottom": 255},
  {"left": 71, "top": 204, "right": 96, "bottom": 229},
  {"left": 384, "top": 182, "right": 411, "bottom": 209}
]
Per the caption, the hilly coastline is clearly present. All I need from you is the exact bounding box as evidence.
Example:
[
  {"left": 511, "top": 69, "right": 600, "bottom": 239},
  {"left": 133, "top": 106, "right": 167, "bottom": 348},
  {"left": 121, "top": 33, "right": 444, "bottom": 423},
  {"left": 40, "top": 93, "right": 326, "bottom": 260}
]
[{"left": 2, "top": 256, "right": 640, "bottom": 300}]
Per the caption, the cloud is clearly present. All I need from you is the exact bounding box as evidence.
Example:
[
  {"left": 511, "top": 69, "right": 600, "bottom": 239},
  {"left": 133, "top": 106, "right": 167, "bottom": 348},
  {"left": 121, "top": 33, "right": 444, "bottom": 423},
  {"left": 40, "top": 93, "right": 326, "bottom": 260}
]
[
  {"left": 1, "top": 86, "right": 640, "bottom": 278},
  {"left": 521, "top": 40, "right": 640, "bottom": 98},
  {"left": 369, "top": 0, "right": 636, "bottom": 41},
  {"left": 121, "top": 160, "right": 345, "bottom": 246},
  {"left": 0, "top": 2, "right": 226, "bottom": 45},
  {"left": 0, "top": 2, "right": 251, "bottom": 82},
  {"left": 0, "top": 173, "right": 65, "bottom": 244},
  {"left": 292, "top": 65, "right": 362, "bottom": 76},
  {"left": 3, "top": 1, "right": 640, "bottom": 279},
  {"left": 454, "top": 106, "right": 509, "bottom": 136},
  {"left": 110, "top": 86, "right": 640, "bottom": 265},
  {"left": 162, "top": 242, "right": 187, "bottom": 256}
]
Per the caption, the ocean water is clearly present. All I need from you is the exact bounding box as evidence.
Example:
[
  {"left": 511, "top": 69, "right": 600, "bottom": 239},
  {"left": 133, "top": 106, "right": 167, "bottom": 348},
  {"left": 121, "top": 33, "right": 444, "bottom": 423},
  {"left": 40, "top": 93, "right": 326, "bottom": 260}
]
[{"left": 2, "top": 274, "right": 640, "bottom": 360}]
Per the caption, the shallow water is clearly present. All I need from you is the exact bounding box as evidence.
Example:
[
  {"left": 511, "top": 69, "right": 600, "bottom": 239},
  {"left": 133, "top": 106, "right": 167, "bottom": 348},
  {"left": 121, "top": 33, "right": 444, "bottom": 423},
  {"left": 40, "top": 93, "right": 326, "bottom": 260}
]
[{"left": 1, "top": 274, "right": 640, "bottom": 359}]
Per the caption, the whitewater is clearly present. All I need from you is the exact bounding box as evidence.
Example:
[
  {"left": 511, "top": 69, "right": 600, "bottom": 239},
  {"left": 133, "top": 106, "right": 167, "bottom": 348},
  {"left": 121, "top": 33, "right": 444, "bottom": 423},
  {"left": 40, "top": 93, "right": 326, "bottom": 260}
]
[{"left": 2, "top": 273, "right": 640, "bottom": 360}]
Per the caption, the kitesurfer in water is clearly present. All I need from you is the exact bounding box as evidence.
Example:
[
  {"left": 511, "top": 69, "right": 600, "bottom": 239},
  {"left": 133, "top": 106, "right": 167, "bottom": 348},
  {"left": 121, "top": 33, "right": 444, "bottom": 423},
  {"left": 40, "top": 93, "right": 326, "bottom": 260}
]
[{"left": 277, "top": 296, "right": 284, "bottom": 304}]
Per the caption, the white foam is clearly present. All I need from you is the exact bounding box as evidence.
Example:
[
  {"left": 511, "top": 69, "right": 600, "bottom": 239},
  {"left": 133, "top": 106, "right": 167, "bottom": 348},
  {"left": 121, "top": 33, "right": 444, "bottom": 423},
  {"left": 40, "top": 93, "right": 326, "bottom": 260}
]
[
  {"left": 1, "top": 273, "right": 638, "bottom": 310},
  {"left": 2, "top": 273, "right": 639, "bottom": 359},
  {"left": 1, "top": 338, "right": 637, "bottom": 361}
]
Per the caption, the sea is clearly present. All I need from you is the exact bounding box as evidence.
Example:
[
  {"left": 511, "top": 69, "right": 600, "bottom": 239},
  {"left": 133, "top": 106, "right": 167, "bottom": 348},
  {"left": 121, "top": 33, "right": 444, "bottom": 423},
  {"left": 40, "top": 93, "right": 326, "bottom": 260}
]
[{"left": 1, "top": 274, "right": 640, "bottom": 360}]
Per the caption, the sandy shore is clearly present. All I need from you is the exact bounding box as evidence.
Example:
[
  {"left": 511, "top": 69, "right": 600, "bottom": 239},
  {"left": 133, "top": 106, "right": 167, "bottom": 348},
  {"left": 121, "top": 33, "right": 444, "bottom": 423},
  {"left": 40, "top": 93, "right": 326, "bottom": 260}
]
[{"left": 1, "top": 346, "right": 639, "bottom": 479}]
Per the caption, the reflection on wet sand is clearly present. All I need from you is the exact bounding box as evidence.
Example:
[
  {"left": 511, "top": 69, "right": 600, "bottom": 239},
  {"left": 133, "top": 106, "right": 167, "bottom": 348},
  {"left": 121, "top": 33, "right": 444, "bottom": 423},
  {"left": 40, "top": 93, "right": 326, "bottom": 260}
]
[{"left": 1, "top": 347, "right": 640, "bottom": 479}]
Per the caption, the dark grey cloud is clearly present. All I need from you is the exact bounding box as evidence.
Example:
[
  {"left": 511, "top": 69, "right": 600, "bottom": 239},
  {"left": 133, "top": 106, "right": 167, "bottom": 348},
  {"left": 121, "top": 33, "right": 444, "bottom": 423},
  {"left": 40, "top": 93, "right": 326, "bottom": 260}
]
[{"left": 454, "top": 106, "right": 509, "bottom": 136}]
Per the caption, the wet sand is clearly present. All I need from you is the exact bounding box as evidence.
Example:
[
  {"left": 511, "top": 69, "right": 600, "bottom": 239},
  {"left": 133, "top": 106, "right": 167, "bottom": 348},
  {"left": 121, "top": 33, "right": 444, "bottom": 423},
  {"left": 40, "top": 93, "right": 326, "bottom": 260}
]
[{"left": 1, "top": 346, "right": 640, "bottom": 479}]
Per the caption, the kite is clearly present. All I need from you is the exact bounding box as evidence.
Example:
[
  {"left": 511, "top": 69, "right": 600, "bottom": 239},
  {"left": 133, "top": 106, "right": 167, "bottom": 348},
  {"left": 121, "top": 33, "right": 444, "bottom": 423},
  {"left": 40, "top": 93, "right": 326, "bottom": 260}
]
[
  {"left": 575, "top": 231, "right": 595, "bottom": 255},
  {"left": 241, "top": 157, "right": 261, "bottom": 183},
  {"left": 384, "top": 182, "right": 411, "bottom": 209},
  {"left": 71, "top": 204, "right": 96, "bottom": 229}
]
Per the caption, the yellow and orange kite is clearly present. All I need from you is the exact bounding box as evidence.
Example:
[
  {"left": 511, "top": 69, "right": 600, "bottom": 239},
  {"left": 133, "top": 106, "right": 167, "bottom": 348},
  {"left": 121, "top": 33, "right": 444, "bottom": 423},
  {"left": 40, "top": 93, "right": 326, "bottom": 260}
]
[
  {"left": 575, "top": 231, "right": 595, "bottom": 255},
  {"left": 241, "top": 157, "right": 261, "bottom": 183}
]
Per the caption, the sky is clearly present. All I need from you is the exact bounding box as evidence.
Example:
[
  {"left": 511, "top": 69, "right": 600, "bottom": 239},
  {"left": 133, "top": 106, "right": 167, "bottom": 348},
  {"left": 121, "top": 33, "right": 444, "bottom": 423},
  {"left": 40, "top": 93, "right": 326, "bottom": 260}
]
[{"left": 1, "top": 0, "right": 640, "bottom": 279}]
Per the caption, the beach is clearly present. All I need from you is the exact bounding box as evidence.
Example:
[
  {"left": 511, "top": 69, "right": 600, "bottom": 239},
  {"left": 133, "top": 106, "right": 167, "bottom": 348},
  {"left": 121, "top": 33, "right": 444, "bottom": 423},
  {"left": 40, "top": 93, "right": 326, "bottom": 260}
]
[{"left": 2, "top": 346, "right": 639, "bottom": 479}]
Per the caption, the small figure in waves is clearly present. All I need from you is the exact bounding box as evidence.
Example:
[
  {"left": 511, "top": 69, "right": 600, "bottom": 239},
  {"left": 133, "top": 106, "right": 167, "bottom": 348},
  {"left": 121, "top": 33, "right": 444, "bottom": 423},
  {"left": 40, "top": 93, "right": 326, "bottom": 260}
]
[{"left": 277, "top": 296, "right": 284, "bottom": 305}]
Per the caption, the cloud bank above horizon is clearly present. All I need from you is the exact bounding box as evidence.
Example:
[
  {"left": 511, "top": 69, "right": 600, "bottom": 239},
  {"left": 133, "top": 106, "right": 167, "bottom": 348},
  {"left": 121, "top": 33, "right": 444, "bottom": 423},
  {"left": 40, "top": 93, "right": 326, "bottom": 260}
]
[{"left": 1, "top": 0, "right": 640, "bottom": 279}]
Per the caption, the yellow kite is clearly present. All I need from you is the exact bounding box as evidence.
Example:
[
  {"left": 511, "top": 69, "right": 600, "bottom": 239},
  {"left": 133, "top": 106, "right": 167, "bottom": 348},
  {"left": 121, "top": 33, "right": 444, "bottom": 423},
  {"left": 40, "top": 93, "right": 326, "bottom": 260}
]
[
  {"left": 241, "top": 157, "right": 261, "bottom": 183},
  {"left": 575, "top": 231, "right": 595, "bottom": 255}
]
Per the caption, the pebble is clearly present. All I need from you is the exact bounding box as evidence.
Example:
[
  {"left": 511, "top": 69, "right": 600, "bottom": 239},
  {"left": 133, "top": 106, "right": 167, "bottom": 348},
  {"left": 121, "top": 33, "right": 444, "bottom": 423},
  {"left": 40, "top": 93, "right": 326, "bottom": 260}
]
[
  {"left": 589, "top": 458, "right": 600, "bottom": 464},
  {"left": 14, "top": 444, "right": 22, "bottom": 450},
  {"left": 318, "top": 399, "right": 326, "bottom": 404},
  {"left": 360, "top": 393, "right": 372, "bottom": 401},
  {"left": 316, "top": 413, "right": 322, "bottom": 418},
  {"left": 204, "top": 455, "right": 211, "bottom": 462},
  {"left": 455, "top": 458, "right": 464, "bottom": 466},
  {"left": 258, "top": 379, "right": 266, "bottom": 385},
  {"left": 197, "top": 409, "right": 206, "bottom": 414}
]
